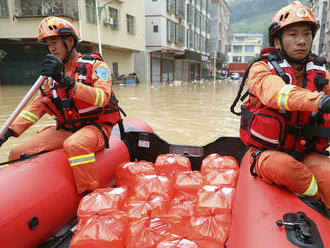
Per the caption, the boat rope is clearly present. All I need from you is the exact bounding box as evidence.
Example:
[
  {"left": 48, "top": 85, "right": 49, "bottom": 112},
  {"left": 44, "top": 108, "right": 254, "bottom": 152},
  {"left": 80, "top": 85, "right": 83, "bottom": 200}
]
[{"left": 0, "top": 150, "right": 49, "bottom": 167}]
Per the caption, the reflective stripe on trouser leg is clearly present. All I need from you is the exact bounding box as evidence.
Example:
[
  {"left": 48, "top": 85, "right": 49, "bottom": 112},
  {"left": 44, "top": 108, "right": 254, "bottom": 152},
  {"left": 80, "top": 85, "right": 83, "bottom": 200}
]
[
  {"left": 302, "top": 152, "right": 330, "bottom": 208},
  {"left": 63, "top": 125, "right": 111, "bottom": 193},
  {"left": 253, "top": 149, "right": 318, "bottom": 197},
  {"left": 68, "top": 153, "right": 98, "bottom": 193},
  {"left": 299, "top": 175, "right": 318, "bottom": 197},
  {"left": 69, "top": 153, "right": 96, "bottom": 166}
]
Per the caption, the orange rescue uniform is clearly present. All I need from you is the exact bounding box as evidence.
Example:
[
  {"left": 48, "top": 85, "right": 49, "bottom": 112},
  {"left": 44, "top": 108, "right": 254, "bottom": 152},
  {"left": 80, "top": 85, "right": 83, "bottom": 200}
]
[
  {"left": 247, "top": 60, "right": 330, "bottom": 208},
  {"left": 9, "top": 55, "right": 114, "bottom": 193}
]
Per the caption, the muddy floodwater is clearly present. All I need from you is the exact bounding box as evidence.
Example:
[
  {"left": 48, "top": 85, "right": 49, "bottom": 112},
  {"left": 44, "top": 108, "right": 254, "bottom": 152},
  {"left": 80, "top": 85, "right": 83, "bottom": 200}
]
[{"left": 0, "top": 80, "right": 242, "bottom": 163}]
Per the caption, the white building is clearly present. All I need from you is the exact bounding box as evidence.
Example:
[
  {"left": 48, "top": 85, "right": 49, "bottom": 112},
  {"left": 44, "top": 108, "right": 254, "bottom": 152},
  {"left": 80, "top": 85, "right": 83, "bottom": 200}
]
[
  {"left": 228, "top": 33, "right": 263, "bottom": 63},
  {"left": 310, "top": 0, "right": 329, "bottom": 56},
  {"left": 135, "top": 0, "right": 230, "bottom": 84},
  {"left": 0, "top": 0, "right": 145, "bottom": 84}
]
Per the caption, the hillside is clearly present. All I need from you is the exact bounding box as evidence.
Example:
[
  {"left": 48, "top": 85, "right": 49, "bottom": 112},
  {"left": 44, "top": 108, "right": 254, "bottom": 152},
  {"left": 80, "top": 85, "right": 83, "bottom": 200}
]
[{"left": 227, "top": 0, "right": 312, "bottom": 45}]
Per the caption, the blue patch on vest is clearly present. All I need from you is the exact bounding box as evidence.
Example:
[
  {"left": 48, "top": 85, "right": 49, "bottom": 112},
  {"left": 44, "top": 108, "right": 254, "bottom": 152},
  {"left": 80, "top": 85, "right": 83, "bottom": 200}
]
[{"left": 96, "top": 67, "right": 110, "bottom": 81}]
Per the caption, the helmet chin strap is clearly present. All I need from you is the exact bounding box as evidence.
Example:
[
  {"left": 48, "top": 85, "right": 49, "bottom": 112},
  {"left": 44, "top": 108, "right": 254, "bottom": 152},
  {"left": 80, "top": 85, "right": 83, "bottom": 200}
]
[
  {"left": 279, "top": 36, "right": 309, "bottom": 65},
  {"left": 61, "top": 38, "right": 74, "bottom": 65}
]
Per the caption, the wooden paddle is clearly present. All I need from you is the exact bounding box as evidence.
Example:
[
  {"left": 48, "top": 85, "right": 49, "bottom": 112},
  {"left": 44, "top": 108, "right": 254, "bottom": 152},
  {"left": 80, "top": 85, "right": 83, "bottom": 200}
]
[{"left": 0, "top": 75, "right": 47, "bottom": 137}]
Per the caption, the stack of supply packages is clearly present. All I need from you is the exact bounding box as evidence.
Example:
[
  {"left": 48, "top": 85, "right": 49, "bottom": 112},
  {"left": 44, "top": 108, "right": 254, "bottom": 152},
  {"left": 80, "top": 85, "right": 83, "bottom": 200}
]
[{"left": 70, "top": 153, "right": 239, "bottom": 248}]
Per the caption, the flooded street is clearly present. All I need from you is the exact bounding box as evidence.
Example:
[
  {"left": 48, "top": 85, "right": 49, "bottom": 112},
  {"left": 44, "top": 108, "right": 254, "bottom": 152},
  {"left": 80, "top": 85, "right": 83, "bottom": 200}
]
[{"left": 0, "top": 80, "right": 241, "bottom": 163}]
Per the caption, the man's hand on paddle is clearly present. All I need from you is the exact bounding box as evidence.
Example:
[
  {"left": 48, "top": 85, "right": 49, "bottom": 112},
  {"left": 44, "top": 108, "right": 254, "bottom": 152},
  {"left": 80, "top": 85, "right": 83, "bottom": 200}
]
[
  {"left": 0, "top": 129, "right": 14, "bottom": 147},
  {"left": 41, "top": 54, "right": 76, "bottom": 90}
]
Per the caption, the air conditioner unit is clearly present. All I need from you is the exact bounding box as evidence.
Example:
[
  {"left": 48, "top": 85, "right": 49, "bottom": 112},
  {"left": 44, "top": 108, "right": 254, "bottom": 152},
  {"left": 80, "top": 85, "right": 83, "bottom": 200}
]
[{"left": 103, "top": 17, "right": 113, "bottom": 25}]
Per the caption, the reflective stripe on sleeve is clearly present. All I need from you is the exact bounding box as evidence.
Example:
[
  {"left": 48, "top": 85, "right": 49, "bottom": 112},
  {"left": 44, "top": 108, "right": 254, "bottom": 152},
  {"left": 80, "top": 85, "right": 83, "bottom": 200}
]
[
  {"left": 277, "top": 85, "right": 295, "bottom": 111},
  {"left": 68, "top": 153, "right": 96, "bottom": 167},
  {"left": 94, "top": 88, "right": 105, "bottom": 107},
  {"left": 301, "top": 175, "right": 318, "bottom": 197},
  {"left": 19, "top": 111, "right": 39, "bottom": 123}
]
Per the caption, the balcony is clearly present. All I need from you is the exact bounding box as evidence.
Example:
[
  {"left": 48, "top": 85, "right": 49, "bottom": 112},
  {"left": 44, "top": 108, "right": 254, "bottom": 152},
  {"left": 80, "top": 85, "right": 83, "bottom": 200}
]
[{"left": 14, "top": 0, "right": 78, "bottom": 19}]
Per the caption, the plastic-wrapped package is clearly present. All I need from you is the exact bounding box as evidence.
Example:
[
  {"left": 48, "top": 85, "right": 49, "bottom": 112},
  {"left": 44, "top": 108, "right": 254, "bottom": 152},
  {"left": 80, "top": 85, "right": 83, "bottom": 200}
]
[
  {"left": 70, "top": 210, "right": 128, "bottom": 248},
  {"left": 190, "top": 213, "right": 231, "bottom": 246},
  {"left": 156, "top": 234, "right": 198, "bottom": 248},
  {"left": 173, "top": 171, "right": 203, "bottom": 195},
  {"left": 115, "top": 160, "right": 156, "bottom": 194},
  {"left": 77, "top": 186, "right": 128, "bottom": 217},
  {"left": 203, "top": 169, "right": 238, "bottom": 188},
  {"left": 156, "top": 234, "right": 222, "bottom": 248},
  {"left": 133, "top": 174, "right": 174, "bottom": 200},
  {"left": 154, "top": 154, "right": 191, "bottom": 175},
  {"left": 164, "top": 193, "right": 197, "bottom": 221},
  {"left": 201, "top": 154, "right": 239, "bottom": 174},
  {"left": 196, "top": 186, "right": 235, "bottom": 214},
  {"left": 125, "top": 194, "right": 167, "bottom": 219},
  {"left": 126, "top": 217, "right": 172, "bottom": 248}
]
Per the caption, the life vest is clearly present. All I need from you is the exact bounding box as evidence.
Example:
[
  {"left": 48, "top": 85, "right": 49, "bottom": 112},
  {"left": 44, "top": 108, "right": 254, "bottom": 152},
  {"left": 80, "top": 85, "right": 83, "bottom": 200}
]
[
  {"left": 40, "top": 53, "right": 122, "bottom": 133},
  {"left": 235, "top": 48, "right": 330, "bottom": 158}
]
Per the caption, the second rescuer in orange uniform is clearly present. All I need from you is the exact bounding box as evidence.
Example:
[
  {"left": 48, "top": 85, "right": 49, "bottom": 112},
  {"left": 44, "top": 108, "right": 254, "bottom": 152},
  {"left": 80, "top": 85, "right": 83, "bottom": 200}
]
[
  {"left": 240, "top": 1, "right": 330, "bottom": 209},
  {"left": 0, "top": 17, "right": 121, "bottom": 193}
]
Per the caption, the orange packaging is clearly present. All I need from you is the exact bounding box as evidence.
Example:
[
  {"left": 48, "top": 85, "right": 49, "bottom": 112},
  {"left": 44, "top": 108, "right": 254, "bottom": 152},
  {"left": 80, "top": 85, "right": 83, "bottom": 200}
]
[
  {"left": 77, "top": 186, "right": 128, "bottom": 217},
  {"left": 173, "top": 171, "right": 203, "bottom": 195},
  {"left": 201, "top": 154, "right": 239, "bottom": 174},
  {"left": 203, "top": 169, "right": 238, "bottom": 188},
  {"left": 125, "top": 194, "right": 167, "bottom": 219},
  {"left": 154, "top": 154, "right": 191, "bottom": 175},
  {"left": 70, "top": 210, "right": 128, "bottom": 248},
  {"left": 115, "top": 160, "right": 156, "bottom": 192},
  {"left": 126, "top": 217, "right": 172, "bottom": 248},
  {"left": 196, "top": 186, "right": 235, "bottom": 214},
  {"left": 189, "top": 213, "right": 231, "bottom": 246},
  {"left": 133, "top": 174, "right": 174, "bottom": 200}
]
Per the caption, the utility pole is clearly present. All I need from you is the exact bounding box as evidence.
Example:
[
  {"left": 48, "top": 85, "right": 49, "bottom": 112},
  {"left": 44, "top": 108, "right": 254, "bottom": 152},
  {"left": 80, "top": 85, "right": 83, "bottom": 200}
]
[
  {"left": 95, "top": 0, "right": 114, "bottom": 56},
  {"left": 95, "top": 0, "right": 102, "bottom": 55},
  {"left": 213, "top": 51, "right": 217, "bottom": 82}
]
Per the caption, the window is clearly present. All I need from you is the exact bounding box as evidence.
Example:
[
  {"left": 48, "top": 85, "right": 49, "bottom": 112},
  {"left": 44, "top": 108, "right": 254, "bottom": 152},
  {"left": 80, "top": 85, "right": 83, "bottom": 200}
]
[
  {"left": 233, "top": 56, "right": 242, "bottom": 62},
  {"left": 233, "top": 45, "right": 242, "bottom": 53},
  {"left": 0, "top": 0, "right": 9, "bottom": 18},
  {"left": 218, "top": 40, "right": 222, "bottom": 52},
  {"left": 235, "top": 36, "right": 244, "bottom": 42},
  {"left": 187, "top": 29, "right": 194, "bottom": 48},
  {"left": 153, "top": 25, "right": 158, "bottom": 33},
  {"left": 109, "top": 7, "right": 119, "bottom": 30},
  {"left": 167, "top": 0, "right": 176, "bottom": 12},
  {"left": 187, "top": 4, "right": 194, "bottom": 24},
  {"left": 177, "top": 0, "right": 185, "bottom": 18},
  {"left": 244, "top": 56, "right": 253, "bottom": 63},
  {"left": 167, "top": 20, "right": 176, "bottom": 42},
  {"left": 171, "top": 22, "right": 176, "bottom": 42},
  {"left": 126, "top": 14, "right": 135, "bottom": 34},
  {"left": 112, "top": 62, "right": 119, "bottom": 76},
  {"left": 176, "top": 25, "right": 185, "bottom": 45},
  {"left": 86, "top": 0, "right": 96, "bottom": 24},
  {"left": 194, "top": 32, "right": 199, "bottom": 50},
  {"left": 245, "top": 45, "right": 254, "bottom": 53}
]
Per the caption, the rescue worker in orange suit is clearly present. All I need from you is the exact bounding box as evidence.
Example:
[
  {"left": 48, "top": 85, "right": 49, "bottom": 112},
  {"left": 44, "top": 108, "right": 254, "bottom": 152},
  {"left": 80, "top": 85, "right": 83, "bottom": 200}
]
[
  {"left": 0, "top": 16, "right": 121, "bottom": 193},
  {"left": 238, "top": 1, "right": 330, "bottom": 209}
]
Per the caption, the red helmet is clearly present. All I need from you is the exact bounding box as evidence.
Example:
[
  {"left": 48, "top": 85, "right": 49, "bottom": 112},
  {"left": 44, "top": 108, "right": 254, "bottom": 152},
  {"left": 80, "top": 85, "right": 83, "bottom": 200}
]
[
  {"left": 38, "top": 16, "right": 79, "bottom": 43},
  {"left": 268, "top": 1, "right": 319, "bottom": 46}
]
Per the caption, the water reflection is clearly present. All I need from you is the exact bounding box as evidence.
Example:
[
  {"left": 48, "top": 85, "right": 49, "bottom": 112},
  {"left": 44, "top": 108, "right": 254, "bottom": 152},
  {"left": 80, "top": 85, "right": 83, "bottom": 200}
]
[{"left": 0, "top": 80, "right": 241, "bottom": 162}]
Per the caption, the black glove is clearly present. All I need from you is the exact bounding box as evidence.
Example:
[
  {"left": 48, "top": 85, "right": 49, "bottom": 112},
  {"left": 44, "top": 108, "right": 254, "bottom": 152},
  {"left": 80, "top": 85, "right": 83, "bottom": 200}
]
[
  {"left": 0, "top": 128, "right": 14, "bottom": 147},
  {"left": 41, "top": 54, "right": 76, "bottom": 90},
  {"left": 41, "top": 54, "right": 64, "bottom": 82},
  {"left": 318, "top": 95, "right": 330, "bottom": 113}
]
